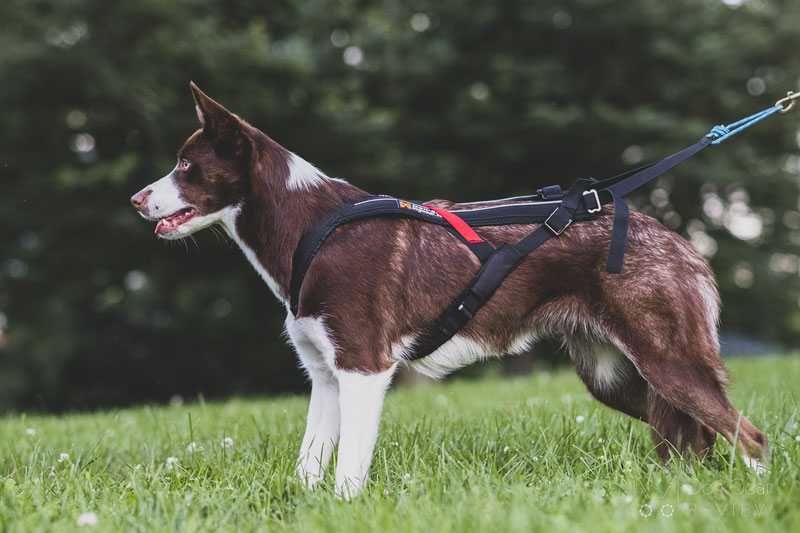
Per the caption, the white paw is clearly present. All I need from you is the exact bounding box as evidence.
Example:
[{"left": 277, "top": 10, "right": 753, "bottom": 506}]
[
  {"left": 743, "top": 454, "right": 767, "bottom": 475},
  {"left": 334, "top": 477, "right": 362, "bottom": 501},
  {"left": 296, "top": 465, "right": 324, "bottom": 489}
]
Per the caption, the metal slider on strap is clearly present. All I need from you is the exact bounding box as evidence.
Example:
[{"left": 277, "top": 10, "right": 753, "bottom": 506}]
[{"left": 544, "top": 209, "right": 571, "bottom": 235}]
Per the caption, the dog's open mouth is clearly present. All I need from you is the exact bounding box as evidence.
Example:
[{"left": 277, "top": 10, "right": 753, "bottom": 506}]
[{"left": 155, "top": 207, "right": 197, "bottom": 235}]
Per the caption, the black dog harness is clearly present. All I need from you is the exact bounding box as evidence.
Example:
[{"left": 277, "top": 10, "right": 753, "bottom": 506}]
[
  {"left": 289, "top": 93, "right": 800, "bottom": 361},
  {"left": 289, "top": 135, "right": 714, "bottom": 361}
]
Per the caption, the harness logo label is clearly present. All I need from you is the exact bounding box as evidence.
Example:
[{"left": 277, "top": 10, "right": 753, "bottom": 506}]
[{"left": 397, "top": 200, "right": 442, "bottom": 218}]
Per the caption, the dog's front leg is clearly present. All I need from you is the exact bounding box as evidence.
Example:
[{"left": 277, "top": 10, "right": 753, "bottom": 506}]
[
  {"left": 296, "top": 369, "right": 341, "bottom": 489},
  {"left": 334, "top": 365, "right": 397, "bottom": 499}
]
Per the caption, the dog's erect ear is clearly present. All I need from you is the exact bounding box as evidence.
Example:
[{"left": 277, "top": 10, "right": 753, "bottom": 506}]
[{"left": 189, "top": 81, "right": 249, "bottom": 158}]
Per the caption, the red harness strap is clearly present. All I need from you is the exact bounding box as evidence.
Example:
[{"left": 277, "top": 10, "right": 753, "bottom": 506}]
[{"left": 424, "top": 205, "right": 485, "bottom": 243}]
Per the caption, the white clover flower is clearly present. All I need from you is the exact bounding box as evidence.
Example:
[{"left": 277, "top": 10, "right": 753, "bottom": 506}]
[
  {"left": 575, "top": 415, "right": 585, "bottom": 423},
  {"left": 599, "top": 455, "right": 605, "bottom": 460},
  {"left": 221, "top": 437, "right": 234, "bottom": 449},
  {"left": 187, "top": 442, "right": 202, "bottom": 453},
  {"left": 165, "top": 457, "right": 178, "bottom": 471},
  {"left": 503, "top": 446, "right": 510, "bottom": 453},
  {"left": 681, "top": 483, "right": 694, "bottom": 495},
  {"left": 598, "top": 438, "right": 603, "bottom": 443},
  {"left": 25, "top": 428, "right": 36, "bottom": 436},
  {"left": 58, "top": 453, "right": 69, "bottom": 463},
  {"left": 795, "top": 435, "right": 800, "bottom": 442},
  {"left": 532, "top": 456, "right": 539, "bottom": 461},
  {"left": 76, "top": 512, "right": 98, "bottom": 526},
  {"left": 403, "top": 473, "right": 411, "bottom": 481}
]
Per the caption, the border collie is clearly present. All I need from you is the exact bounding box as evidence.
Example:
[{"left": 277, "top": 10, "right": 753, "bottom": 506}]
[{"left": 131, "top": 83, "right": 767, "bottom": 498}]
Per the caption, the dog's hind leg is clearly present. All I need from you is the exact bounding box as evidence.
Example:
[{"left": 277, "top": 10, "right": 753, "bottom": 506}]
[
  {"left": 631, "top": 349, "right": 766, "bottom": 469},
  {"left": 566, "top": 335, "right": 649, "bottom": 421},
  {"left": 608, "top": 312, "right": 767, "bottom": 469},
  {"left": 334, "top": 365, "right": 397, "bottom": 500},
  {"left": 567, "top": 333, "right": 717, "bottom": 461},
  {"left": 646, "top": 385, "right": 717, "bottom": 461},
  {"left": 596, "top": 247, "right": 767, "bottom": 469},
  {"left": 296, "top": 368, "right": 341, "bottom": 489}
]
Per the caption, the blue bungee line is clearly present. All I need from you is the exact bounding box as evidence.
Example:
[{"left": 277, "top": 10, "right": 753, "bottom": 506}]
[
  {"left": 707, "top": 90, "right": 800, "bottom": 144},
  {"left": 706, "top": 105, "right": 783, "bottom": 144}
]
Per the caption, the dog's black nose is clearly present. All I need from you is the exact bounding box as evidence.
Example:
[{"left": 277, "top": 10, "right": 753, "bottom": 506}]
[{"left": 131, "top": 189, "right": 151, "bottom": 210}]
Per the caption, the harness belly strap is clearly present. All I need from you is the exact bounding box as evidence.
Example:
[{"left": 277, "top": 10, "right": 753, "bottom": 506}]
[{"left": 403, "top": 179, "right": 594, "bottom": 360}]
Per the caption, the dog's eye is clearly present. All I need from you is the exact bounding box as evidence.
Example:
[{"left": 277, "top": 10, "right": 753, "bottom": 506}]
[{"left": 181, "top": 159, "right": 191, "bottom": 170}]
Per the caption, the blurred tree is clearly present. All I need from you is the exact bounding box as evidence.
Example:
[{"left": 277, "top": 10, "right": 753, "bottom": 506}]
[{"left": 1, "top": 0, "right": 799, "bottom": 411}]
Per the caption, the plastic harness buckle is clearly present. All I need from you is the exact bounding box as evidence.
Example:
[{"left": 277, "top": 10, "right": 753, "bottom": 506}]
[
  {"left": 583, "top": 189, "right": 601, "bottom": 213},
  {"left": 538, "top": 185, "right": 564, "bottom": 200}
]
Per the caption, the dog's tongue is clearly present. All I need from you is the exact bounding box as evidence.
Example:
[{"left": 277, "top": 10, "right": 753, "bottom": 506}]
[
  {"left": 155, "top": 208, "right": 195, "bottom": 235},
  {"left": 154, "top": 219, "right": 173, "bottom": 235}
]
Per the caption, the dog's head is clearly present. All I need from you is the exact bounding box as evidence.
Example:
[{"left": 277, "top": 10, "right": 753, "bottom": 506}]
[{"left": 131, "top": 83, "right": 255, "bottom": 239}]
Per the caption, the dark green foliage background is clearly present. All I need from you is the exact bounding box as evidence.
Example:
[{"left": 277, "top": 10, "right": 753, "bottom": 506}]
[{"left": 1, "top": 0, "right": 799, "bottom": 411}]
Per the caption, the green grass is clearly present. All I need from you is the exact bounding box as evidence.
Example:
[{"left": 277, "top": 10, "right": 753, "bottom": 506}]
[{"left": 1, "top": 356, "right": 798, "bottom": 532}]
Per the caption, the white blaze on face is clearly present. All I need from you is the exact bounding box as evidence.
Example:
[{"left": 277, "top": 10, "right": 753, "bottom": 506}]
[
  {"left": 134, "top": 163, "right": 240, "bottom": 240},
  {"left": 145, "top": 167, "right": 188, "bottom": 219},
  {"left": 134, "top": 165, "right": 199, "bottom": 238}
]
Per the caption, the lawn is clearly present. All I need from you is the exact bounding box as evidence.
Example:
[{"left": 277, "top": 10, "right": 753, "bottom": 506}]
[{"left": 1, "top": 356, "right": 798, "bottom": 532}]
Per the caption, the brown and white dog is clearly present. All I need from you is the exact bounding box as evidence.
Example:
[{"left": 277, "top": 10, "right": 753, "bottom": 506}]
[{"left": 131, "top": 83, "right": 768, "bottom": 498}]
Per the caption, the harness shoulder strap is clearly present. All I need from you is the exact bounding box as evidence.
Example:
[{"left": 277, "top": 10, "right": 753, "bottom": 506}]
[{"left": 289, "top": 196, "right": 493, "bottom": 315}]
